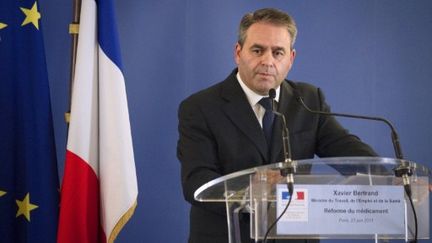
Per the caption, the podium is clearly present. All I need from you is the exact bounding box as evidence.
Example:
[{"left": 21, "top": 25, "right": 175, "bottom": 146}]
[{"left": 194, "top": 157, "right": 430, "bottom": 242}]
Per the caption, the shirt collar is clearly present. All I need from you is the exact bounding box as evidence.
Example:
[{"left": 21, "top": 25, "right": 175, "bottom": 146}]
[{"left": 236, "top": 72, "right": 280, "bottom": 107}]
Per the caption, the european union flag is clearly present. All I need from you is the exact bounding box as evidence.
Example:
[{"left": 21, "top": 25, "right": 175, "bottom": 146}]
[{"left": 0, "top": 0, "right": 59, "bottom": 242}]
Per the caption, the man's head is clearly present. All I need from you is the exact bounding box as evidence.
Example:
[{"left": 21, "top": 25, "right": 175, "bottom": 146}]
[{"left": 235, "top": 8, "right": 297, "bottom": 95}]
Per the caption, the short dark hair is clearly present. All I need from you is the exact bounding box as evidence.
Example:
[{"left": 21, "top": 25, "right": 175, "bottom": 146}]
[{"left": 238, "top": 8, "right": 297, "bottom": 49}]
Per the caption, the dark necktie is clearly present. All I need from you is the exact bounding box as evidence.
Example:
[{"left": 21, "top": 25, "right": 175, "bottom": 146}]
[{"left": 258, "top": 97, "right": 275, "bottom": 147}]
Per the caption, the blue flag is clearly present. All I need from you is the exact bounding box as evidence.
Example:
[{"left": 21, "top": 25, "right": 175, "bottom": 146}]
[{"left": 0, "top": 0, "right": 59, "bottom": 242}]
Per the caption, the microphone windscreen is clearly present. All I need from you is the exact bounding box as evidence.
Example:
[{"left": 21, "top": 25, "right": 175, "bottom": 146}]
[{"left": 269, "top": 88, "right": 276, "bottom": 99}]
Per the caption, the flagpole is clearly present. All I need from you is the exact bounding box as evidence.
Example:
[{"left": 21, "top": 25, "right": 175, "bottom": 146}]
[{"left": 65, "top": 0, "right": 82, "bottom": 124}]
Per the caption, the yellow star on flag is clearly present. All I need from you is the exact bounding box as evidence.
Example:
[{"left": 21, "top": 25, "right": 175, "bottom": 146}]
[
  {"left": 16, "top": 193, "right": 39, "bottom": 221},
  {"left": 0, "top": 23, "right": 7, "bottom": 30},
  {"left": 0, "top": 190, "right": 6, "bottom": 197},
  {"left": 20, "top": 2, "right": 41, "bottom": 30}
]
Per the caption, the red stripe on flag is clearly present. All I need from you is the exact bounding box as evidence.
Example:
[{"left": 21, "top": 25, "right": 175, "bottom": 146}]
[{"left": 58, "top": 150, "right": 107, "bottom": 243}]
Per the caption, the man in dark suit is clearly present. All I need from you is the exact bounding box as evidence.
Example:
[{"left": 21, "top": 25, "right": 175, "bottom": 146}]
[{"left": 177, "top": 8, "right": 376, "bottom": 243}]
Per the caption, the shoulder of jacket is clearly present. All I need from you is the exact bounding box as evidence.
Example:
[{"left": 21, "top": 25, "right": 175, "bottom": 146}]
[{"left": 285, "top": 80, "right": 319, "bottom": 94}]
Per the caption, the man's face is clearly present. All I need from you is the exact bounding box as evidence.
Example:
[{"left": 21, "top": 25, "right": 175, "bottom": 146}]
[{"left": 235, "top": 22, "right": 296, "bottom": 96}]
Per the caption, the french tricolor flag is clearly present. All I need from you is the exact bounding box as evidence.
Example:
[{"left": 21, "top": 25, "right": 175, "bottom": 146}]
[{"left": 57, "top": 0, "right": 138, "bottom": 242}]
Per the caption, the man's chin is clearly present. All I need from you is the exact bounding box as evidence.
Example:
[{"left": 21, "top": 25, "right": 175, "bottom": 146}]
[
  {"left": 252, "top": 79, "right": 278, "bottom": 95},
  {"left": 255, "top": 86, "right": 274, "bottom": 95}
]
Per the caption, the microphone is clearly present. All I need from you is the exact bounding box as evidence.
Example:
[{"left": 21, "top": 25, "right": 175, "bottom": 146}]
[
  {"left": 292, "top": 86, "right": 404, "bottom": 160},
  {"left": 291, "top": 83, "right": 417, "bottom": 241},
  {"left": 291, "top": 84, "right": 408, "bottom": 157},
  {"left": 268, "top": 88, "right": 294, "bottom": 194},
  {"left": 268, "top": 89, "right": 292, "bottom": 163},
  {"left": 263, "top": 89, "right": 295, "bottom": 243}
]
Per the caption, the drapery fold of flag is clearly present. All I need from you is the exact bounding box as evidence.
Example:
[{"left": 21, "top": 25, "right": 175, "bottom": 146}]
[
  {"left": 57, "top": 0, "right": 138, "bottom": 242},
  {"left": 0, "top": 0, "right": 59, "bottom": 242}
]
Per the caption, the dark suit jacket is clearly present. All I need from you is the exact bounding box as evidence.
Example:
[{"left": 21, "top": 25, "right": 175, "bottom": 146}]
[{"left": 177, "top": 69, "right": 377, "bottom": 243}]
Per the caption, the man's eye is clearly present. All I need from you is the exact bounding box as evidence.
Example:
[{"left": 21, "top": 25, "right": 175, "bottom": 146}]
[
  {"left": 252, "top": 49, "right": 262, "bottom": 55},
  {"left": 274, "top": 51, "right": 285, "bottom": 57}
]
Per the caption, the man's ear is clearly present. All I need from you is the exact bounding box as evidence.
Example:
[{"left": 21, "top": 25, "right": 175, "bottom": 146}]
[
  {"left": 234, "top": 43, "right": 242, "bottom": 64},
  {"left": 290, "top": 48, "right": 296, "bottom": 63}
]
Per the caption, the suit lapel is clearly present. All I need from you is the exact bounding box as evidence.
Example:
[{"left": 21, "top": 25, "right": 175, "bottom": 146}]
[
  {"left": 270, "top": 113, "right": 283, "bottom": 163},
  {"left": 220, "top": 73, "right": 269, "bottom": 161}
]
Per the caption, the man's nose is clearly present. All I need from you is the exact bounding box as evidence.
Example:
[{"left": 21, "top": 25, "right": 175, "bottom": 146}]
[{"left": 260, "top": 51, "right": 274, "bottom": 66}]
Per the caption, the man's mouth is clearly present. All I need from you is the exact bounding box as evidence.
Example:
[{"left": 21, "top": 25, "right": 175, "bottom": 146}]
[{"left": 258, "top": 72, "right": 272, "bottom": 76}]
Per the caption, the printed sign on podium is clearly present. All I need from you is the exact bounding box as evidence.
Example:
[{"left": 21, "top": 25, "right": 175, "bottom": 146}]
[{"left": 194, "top": 157, "right": 430, "bottom": 243}]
